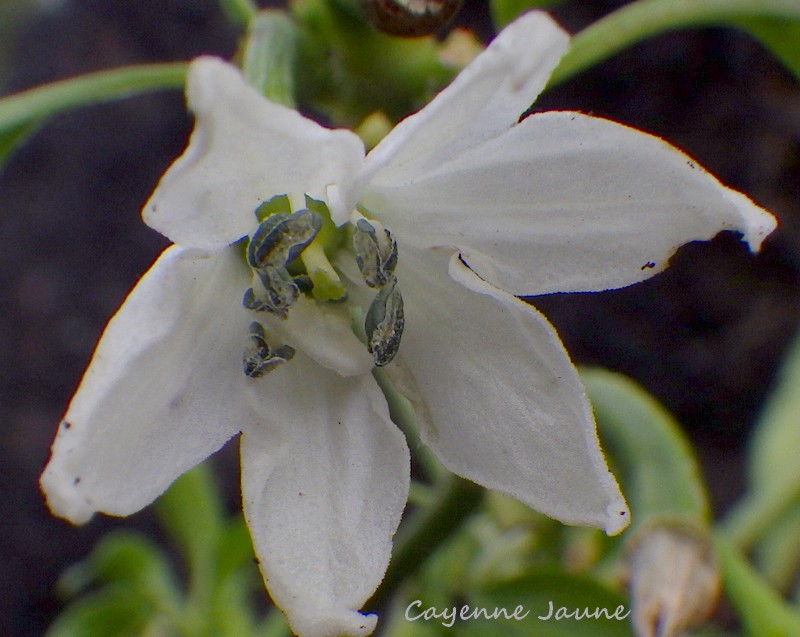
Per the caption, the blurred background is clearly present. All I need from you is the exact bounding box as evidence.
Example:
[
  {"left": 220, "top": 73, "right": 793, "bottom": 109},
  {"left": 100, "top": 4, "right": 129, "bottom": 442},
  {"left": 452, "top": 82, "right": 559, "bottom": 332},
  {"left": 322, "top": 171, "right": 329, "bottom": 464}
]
[{"left": 1, "top": 0, "right": 798, "bottom": 634}]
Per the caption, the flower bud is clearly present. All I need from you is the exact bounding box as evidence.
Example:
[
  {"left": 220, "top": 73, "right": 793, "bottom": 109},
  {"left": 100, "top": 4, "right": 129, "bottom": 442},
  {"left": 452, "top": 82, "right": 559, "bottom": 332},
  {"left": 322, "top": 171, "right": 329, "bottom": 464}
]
[{"left": 628, "top": 522, "right": 720, "bottom": 637}]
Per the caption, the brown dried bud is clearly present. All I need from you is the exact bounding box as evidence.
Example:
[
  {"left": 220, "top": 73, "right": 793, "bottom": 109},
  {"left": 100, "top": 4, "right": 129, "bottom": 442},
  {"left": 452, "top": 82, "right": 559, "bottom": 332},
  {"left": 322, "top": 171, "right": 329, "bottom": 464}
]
[
  {"left": 362, "top": 0, "right": 462, "bottom": 37},
  {"left": 628, "top": 522, "right": 720, "bottom": 637}
]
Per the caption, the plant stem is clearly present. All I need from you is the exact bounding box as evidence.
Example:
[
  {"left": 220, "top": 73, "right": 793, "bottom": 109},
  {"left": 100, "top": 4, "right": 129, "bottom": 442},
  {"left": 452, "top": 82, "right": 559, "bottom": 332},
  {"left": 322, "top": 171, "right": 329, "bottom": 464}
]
[
  {"left": 0, "top": 63, "right": 187, "bottom": 131},
  {"left": 549, "top": 0, "right": 800, "bottom": 86},
  {"left": 714, "top": 532, "right": 800, "bottom": 635},
  {"left": 241, "top": 10, "right": 298, "bottom": 107},
  {"left": 372, "top": 366, "right": 445, "bottom": 484},
  {"left": 719, "top": 481, "right": 800, "bottom": 549},
  {"left": 218, "top": 0, "right": 259, "bottom": 27}
]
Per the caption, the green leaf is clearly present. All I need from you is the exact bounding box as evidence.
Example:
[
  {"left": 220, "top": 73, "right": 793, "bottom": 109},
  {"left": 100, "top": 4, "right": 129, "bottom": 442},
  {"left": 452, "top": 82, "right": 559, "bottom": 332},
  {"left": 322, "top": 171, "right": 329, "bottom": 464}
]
[
  {"left": 52, "top": 532, "right": 184, "bottom": 636},
  {"left": 748, "top": 329, "right": 800, "bottom": 496},
  {"left": 155, "top": 463, "right": 224, "bottom": 569},
  {"left": 207, "top": 518, "right": 263, "bottom": 636},
  {"left": 460, "top": 571, "right": 634, "bottom": 637},
  {"left": 209, "top": 569, "right": 260, "bottom": 637},
  {"left": 256, "top": 609, "right": 294, "bottom": 637},
  {"left": 216, "top": 518, "right": 259, "bottom": 582},
  {"left": 45, "top": 588, "right": 153, "bottom": 637},
  {"left": 580, "top": 368, "right": 710, "bottom": 527},
  {"left": 154, "top": 462, "right": 224, "bottom": 610},
  {"left": 549, "top": 0, "right": 800, "bottom": 87},
  {"left": 415, "top": 518, "right": 482, "bottom": 609},
  {"left": 736, "top": 17, "right": 800, "bottom": 81},
  {"left": 722, "top": 329, "right": 800, "bottom": 549},
  {"left": 87, "top": 532, "right": 180, "bottom": 604}
]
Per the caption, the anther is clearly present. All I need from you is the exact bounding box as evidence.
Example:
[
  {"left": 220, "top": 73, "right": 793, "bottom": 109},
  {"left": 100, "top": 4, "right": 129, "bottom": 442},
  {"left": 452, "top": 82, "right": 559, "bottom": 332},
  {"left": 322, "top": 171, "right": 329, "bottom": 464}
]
[
  {"left": 353, "top": 218, "right": 398, "bottom": 288},
  {"left": 248, "top": 209, "right": 322, "bottom": 269},
  {"left": 244, "top": 209, "right": 323, "bottom": 316},
  {"left": 365, "top": 278, "right": 404, "bottom": 366},
  {"left": 243, "top": 322, "right": 295, "bottom": 378}
]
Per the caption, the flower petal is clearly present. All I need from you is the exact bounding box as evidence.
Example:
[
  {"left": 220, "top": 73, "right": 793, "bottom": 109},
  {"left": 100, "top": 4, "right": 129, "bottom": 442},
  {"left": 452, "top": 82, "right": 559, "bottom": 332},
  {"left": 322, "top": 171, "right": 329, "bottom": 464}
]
[
  {"left": 240, "top": 357, "right": 409, "bottom": 637},
  {"left": 397, "top": 247, "right": 629, "bottom": 534},
  {"left": 343, "top": 11, "right": 569, "bottom": 216},
  {"left": 364, "top": 111, "right": 776, "bottom": 296},
  {"left": 144, "top": 56, "right": 365, "bottom": 250},
  {"left": 40, "top": 245, "right": 251, "bottom": 523}
]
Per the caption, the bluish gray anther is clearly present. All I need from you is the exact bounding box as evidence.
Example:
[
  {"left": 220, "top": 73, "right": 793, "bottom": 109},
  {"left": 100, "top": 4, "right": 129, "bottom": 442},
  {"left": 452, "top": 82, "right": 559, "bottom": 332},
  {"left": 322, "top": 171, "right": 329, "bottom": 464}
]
[
  {"left": 243, "top": 322, "right": 295, "bottom": 378},
  {"left": 241, "top": 208, "right": 321, "bottom": 378},
  {"left": 353, "top": 217, "right": 398, "bottom": 288},
  {"left": 353, "top": 217, "right": 404, "bottom": 366},
  {"left": 243, "top": 209, "right": 322, "bottom": 317}
]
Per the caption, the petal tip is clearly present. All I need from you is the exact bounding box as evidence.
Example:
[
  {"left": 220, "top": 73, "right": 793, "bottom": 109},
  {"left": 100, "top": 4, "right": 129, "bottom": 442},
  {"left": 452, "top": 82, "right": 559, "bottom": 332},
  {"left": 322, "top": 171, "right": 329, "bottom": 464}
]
[
  {"left": 740, "top": 202, "right": 778, "bottom": 253},
  {"left": 286, "top": 607, "right": 378, "bottom": 637},
  {"left": 40, "top": 457, "right": 96, "bottom": 525},
  {"left": 604, "top": 499, "right": 631, "bottom": 536}
]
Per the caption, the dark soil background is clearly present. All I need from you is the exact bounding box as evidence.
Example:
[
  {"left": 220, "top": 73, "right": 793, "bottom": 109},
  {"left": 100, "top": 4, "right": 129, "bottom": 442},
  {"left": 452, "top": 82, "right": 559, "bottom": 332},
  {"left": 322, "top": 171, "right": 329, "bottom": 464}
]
[{"left": 1, "top": 0, "right": 798, "bottom": 635}]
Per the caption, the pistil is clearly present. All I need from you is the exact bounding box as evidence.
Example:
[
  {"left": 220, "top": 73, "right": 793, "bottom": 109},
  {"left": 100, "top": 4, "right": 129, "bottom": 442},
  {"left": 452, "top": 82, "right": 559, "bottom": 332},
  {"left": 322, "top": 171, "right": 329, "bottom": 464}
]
[{"left": 300, "top": 239, "right": 347, "bottom": 302}]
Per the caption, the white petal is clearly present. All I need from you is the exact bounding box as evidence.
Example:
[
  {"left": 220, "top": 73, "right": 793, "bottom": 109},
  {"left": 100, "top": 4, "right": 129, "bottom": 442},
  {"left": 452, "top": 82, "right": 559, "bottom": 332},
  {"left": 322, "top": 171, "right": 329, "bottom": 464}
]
[
  {"left": 397, "top": 248, "right": 629, "bottom": 534},
  {"left": 261, "top": 295, "right": 374, "bottom": 377},
  {"left": 240, "top": 358, "right": 410, "bottom": 637},
  {"left": 144, "top": 56, "right": 366, "bottom": 250},
  {"left": 344, "top": 11, "right": 569, "bottom": 215},
  {"left": 364, "top": 111, "right": 776, "bottom": 296},
  {"left": 40, "top": 245, "right": 252, "bottom": 523}
]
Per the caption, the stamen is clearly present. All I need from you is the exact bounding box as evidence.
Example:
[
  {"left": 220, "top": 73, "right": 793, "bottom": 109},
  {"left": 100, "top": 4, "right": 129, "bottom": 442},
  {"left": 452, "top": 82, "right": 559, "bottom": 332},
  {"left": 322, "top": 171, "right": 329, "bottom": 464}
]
[
  {"left": 242, "top": 270, "right": 297, "bottom": 317},
  {"left": 243, "top": 322, "right": 295, "bottom": 378},
  {"left": 365, "top": 278, "right": 404, "bottom": 366},
  {"left": 244, "top": 208, "right": 323, "bottom": 316},
  {"left": 352, "top": 217, "right": 398, "bottom": 288},
  {"left": 248, "top": 209, "right": 322, "bottom": 269}
]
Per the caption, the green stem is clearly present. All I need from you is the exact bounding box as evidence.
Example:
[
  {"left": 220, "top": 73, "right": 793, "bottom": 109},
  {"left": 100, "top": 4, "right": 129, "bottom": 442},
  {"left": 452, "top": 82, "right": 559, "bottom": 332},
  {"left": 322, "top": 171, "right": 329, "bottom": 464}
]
[
  {"left": 366, "top": 475, "right": 483, "bottom": 612},
  {"left": 549, "top": 0, "right": 800, "bottom": 86},
  {"left": 372, "top": 366, "right": 445, "bottom": 484},
  {"left": 719, "top": 481, "right": 800, "bottom": 550},
  {"left": 366, "top": 350, "right": 483, "bottom": 609},
  {"left": 241, "top": 11, "right": 298, "bottom": 107},
  {"left": 714, "top": 532, "right": 800, "bottom": 636},
  {"left": 0, "top": 63, "right": 187, "bottom": 131},
  {"left": 218, "top": 0, "right": 259, "bottom": 27}
]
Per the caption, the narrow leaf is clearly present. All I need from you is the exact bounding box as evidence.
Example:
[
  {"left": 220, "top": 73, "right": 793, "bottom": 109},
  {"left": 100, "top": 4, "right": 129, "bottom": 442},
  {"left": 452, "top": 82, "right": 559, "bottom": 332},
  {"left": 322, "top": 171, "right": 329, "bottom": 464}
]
[{"left": 45, "top": 589, "right": 152, "bottom": 637}]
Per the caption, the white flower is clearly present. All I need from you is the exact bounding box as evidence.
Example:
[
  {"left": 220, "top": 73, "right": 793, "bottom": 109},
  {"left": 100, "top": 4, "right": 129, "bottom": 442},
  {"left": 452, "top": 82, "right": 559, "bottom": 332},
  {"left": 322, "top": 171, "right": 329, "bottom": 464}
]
[{"left": 40, "top": 11, "right": 775, "bottom": 637}]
